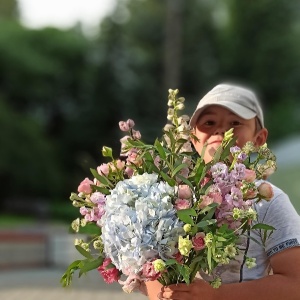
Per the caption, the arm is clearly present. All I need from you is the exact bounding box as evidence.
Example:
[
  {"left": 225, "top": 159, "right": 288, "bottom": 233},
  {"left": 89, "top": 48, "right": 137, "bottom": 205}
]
[{"left": 157, "top": 247, "right": 300, "bottom": 300}]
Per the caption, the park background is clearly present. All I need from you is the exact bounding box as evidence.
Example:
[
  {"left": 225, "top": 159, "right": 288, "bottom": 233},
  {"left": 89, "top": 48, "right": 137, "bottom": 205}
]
[{"left": 0, "top": 0, "right": 299, "bottom": 299}]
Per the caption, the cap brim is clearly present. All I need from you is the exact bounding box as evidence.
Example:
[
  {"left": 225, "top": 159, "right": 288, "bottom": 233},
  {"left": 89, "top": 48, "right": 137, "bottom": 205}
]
[{"left": 189, "top": 102, "right": 257, "bottom": 128}]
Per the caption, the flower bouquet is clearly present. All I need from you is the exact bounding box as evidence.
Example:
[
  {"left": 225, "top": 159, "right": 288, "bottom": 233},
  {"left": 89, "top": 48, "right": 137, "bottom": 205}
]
[{"left": 61, "top": 89, "right": 276, "bottom": 292}]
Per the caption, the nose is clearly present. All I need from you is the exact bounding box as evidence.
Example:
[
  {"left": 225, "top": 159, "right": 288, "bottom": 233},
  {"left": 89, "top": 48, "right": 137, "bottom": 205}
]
[{"left": 213, "top": 126, "right": 226, "bottom": 136}]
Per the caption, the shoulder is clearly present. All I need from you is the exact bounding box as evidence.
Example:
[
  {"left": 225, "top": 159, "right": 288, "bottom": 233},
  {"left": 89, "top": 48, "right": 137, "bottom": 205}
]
[{"left": 254, "top": 180, "right": 298, "bottom": 221}]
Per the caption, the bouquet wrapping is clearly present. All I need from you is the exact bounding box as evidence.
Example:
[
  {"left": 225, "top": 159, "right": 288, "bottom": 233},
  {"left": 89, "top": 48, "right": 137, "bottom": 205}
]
[{"left": 61, "top": 89, "right": 276, "bottom": 292}]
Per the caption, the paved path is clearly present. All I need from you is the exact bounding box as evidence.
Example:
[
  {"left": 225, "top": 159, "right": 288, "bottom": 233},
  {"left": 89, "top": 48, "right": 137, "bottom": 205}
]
[{"left": 0, "top": 268, "right": 145, "bottom": 300}]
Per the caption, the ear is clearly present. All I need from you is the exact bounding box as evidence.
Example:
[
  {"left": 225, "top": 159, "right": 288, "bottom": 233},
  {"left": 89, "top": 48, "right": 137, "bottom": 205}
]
[{"left": 254, "top": 128, "right": 268, "bottom": 147}]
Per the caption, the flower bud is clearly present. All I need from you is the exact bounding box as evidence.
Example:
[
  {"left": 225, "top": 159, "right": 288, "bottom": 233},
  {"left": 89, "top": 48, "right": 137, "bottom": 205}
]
[
  {"left": 102, "top": 146, "right": 113, "bottom": 158},
  {"left": 258, "top": 182, "right": 274, "bottom": 201},
  {"left": 183, "top": 224, "right": 192, "bottom": 233}
]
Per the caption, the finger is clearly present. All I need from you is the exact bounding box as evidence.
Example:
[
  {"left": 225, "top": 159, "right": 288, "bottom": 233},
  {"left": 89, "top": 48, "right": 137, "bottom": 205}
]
[{"left": 163, "top": 283, "right": 191, "bottom": 292}]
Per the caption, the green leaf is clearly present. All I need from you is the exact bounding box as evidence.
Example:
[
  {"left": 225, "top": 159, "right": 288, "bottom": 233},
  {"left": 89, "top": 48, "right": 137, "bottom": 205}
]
[
  {"left": 91, "top": 185, "right": 110, "bottom": 195},
  {"left": 79, "top": 257, "right": 104, "bottom": 275},
  {"left": 207, "top": 247, "right": 212, "bottom": 272},
  {"left": 75, "top": 245, "right": 93, "bottom": 259},
  {"left": 177, "top": 208, "right": 197, "bottom": 224},
  {"left": 90, "top": 168, "right": 112, "bottom": 187},
  {"left": 251, "top": 223, "right": 276, "bottom": 231},
  {"left": 171, "top": 163, "right": 188, "bottom": 178},
  {"left": 160, "top": 170, "right": 176, "bottom": 186},
  {"left": 165, "top": 259, "right": 178, "bottom": 266},
  {"left": 60, "top": 260, "right": 82, "bottom": 287},
  {"left": 154, "top": 139, "right": 167, "bottom": 160},
  {"left": 196, "top": 219, "right": 217, "bottom": 229},
  {"left": 78, "top": 222, "right": 102, "bottom": 235},
  {"left": 177, "top": 264, "right": 191, "bottom": 284}
]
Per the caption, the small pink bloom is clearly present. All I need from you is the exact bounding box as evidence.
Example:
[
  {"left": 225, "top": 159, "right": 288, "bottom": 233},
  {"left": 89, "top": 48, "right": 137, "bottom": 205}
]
[
  {"left": 119, "top": 274, "right": 143, "bottom": 294},
  {"left": 174, "top": 198, "right": 191, "bottom": 210},
  {"left": 119, "top": 121, "right": 130, "bottom": 131},
  {"left": 178, "top": 185, "right": 192, "bottom": 199},
  {"left": 192, "top": 232, "right": 206, "bottom": 251},
  {"left": 245, "top": 188, "right": 258, "bottom": 199},
  {"left": 77, "top": 177, "right": 93, "bottom": 194},
  {"left": 199, "top": 191, "right": 222, "bottom": 209},
  {"left": 199, "top": 195, "right": 213, "bottom": 209},
  {"left": 97, "top": 163, "right": 110, "bottom": 176},
  {"left": 126, "top": 119, "right": 135, "bottom": 129},
  {"left": 243, "top": 169, "right": 256, "bottom": 182},
  {"left": 79, "top": 206, "right": 89, "bottom": 216},
  {"left": 90, "top": 192, "right": 106, "bottom": 204},
  {"left": 258, "top": 182, "right": 274, "bottom": 200},
  {"left": 98, "top": 258, "right": 120, "bottom": 284},
  {"left": 125, "top": 166, "right": 134, "bottom": 177},
  {"left": 115, "top": 159, "right": 125, "bottom": 170},
  {"left": 200, "top": 176, "right": 211, "bottom": 188},
  {"left": 132, "top": 129, "right": 141, "bottom": 139},
  {"left": 141, "top": 261, "right": 160, "bottom": 281}
]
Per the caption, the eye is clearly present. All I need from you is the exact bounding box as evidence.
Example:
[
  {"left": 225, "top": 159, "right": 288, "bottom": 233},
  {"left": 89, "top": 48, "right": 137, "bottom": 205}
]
[
  {"left": 231, "top": 120, "right": 242, "bottom": 126},
  {"left": 204, "top": 120, "right": 215, "bottom": 126}
]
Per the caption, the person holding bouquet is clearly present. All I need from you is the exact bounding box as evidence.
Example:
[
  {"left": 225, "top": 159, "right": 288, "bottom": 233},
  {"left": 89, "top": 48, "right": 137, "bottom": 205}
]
[{"left": 146, "top": 83, "right": 300, "bottom": 300}]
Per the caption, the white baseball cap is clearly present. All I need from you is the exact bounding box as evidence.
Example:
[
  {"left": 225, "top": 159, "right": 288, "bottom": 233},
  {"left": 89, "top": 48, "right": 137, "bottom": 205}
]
[{"left": 189, "top": 83, "right": 264, "bottom": 128}]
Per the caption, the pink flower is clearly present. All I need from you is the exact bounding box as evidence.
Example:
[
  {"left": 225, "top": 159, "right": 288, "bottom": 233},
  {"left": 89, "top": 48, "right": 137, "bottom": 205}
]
[
  {"left": 119, "top": 274, "right": 143, "bottom": 294},
  {"left": 115, "top": 159, "right": 125, "bottom": 170},
  {"left": 173, "top": 251, "right": 183, "bottom": 264},
  {"left": 119, "top": 119, "right": 135, "bottom": 131},
  {"left": 178, "top": 185, "right": 192, "bottom": 199},
  {"left": 174, "top": 198, "right": 191, "bottom": 210},
  {"left": 258, "top": 182, "right": 274, "bottom": 201},
  {"left": 243, "top": 169, "right": 256, "bottom": 182},
  {"left": 97, "top": 163, "right": 110, "bottom": 176},
  {"left": 125, "top": 166, "right": 134, "bottom": 177},
  {"left": 192, "top": 232, "right": 206, "bottom": 251},
  {"left": 98, "top": 258, "right": 120, "bottom": 284},
  {"left": 132, "top": 129, "right": 141, "bottom": 139},
  {"left": 141, "top": 261, "right": 160, "bottom": 281},
  {"left": 244, "top": 188, "right": 258, "bottom": 199},
  {"left": 199, "top": 192, "right": 222, "bottom": 209},
  {"left": 77, "top": 178, "right": 93, "bottom": 194},
  {"left": 90, "top": 192, "right": 106, "bottom": 204}
]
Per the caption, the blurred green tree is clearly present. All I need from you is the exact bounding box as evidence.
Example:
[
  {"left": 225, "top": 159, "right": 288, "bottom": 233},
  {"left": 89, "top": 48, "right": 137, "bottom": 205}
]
[{"left": 0, "top": 0, "right": 19, "bottom": 20}]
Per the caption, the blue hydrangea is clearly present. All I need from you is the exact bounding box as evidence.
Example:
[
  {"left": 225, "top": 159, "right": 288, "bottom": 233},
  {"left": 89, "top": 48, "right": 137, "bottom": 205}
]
[{"left": 100, "top": 173, "right": 184, "bottom": 274}]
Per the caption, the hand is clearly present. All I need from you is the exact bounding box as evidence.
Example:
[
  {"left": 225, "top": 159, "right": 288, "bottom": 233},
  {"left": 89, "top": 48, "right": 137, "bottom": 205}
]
[{"left": 158, "top": 278, "right": 214, "bottom": 300}]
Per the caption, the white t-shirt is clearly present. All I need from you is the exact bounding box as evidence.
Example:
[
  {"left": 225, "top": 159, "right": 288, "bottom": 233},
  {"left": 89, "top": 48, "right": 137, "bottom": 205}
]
[{"left": 200, "top": 181, "right": 300, "bottom": 283}]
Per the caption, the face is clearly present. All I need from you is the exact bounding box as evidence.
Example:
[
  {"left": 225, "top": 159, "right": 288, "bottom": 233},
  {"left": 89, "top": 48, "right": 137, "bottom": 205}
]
[{"left": 192, "top": 105, "right": 268, "bottom": 163}]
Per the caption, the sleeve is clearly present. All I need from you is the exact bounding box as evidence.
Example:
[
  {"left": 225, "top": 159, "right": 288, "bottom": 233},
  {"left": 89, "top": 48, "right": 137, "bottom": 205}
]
[{"left": 257, "top": 185, "right": 300, "bottom": 258}]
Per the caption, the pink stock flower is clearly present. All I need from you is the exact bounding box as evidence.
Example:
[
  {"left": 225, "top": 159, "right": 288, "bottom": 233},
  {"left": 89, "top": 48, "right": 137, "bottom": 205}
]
[
  {"left": 243, "top": 169, "right": 256, "bottom": 182},
  {"left": 174, "top": 198, "right": 191, "bottom": 210},
  {"left": 77, "top": 178, "right": 93, "bottom": 194},
  {"left": 90, "top": 192, "right": 106, "bottom": 204},
  {"left": 258, "top": 182, "right": 274, "bottom": 200},
  {"left": 192, "top": 232, "right": 206, "bottom": 251},
  {"left": 98, "top": 258, "right": 120, "bottom": 284},
  {"left": 178, "top": 185, "right": 192, "bottom": 199}
]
